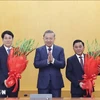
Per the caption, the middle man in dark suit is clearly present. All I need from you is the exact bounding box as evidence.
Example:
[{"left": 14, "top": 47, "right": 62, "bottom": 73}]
[{"left": 34, "top": 30, "right": 65, "bottom": 97}]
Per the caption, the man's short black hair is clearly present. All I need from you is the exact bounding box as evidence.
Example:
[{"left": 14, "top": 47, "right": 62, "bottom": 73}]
[
  {"left": 43, "top": 30, "right": 55, "bottom": 37},
  {"left": 1, "top": 30, "right": 14, "bottom": 39},
  {"left": 73, "top": 39, "right": 84, "bottom": 47}
]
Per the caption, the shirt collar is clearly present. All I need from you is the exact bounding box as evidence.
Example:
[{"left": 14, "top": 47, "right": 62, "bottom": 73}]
[
  {"left": 76, "top": 54, "right": 84, "bottom": 58},
  {"left": 46, "top": 45, "right": 53, "bottom": 50},
  {"left": 4, "top": 45, "right": 12, "bottom": 51}
]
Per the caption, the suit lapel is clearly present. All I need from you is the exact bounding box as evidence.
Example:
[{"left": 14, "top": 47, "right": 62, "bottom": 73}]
[
  {"left": 1, "top": 45, "right": 8, "bottom": 57},
  {"left": 52, "top": 45, "right": 56, "bottom": 58},
  {"left": 42, "top": 45, "right": 48, "bottom": 59},
  {"left": 74, "top": 54, "right": 84, "bottom": 71}
]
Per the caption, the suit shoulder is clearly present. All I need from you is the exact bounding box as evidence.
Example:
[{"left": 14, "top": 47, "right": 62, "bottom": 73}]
[
  {"left": 67, "top": 55, "right": 76, "bottom": 61},
  {"left": 0, "top": 46, "right": 5, "bottom": 56},
  {"left": 54, "top": 45, "right": 64, "bottom": 50},
  {"left": 36, "top": 45, "right": 45, "bottom": 50},
  {"left": 0, "top": 46, "right": 4, "bottom": 51}
]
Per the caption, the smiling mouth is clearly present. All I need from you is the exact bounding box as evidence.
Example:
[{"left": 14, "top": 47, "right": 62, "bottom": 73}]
[
  {"left": 6, "top": 43, "right": 11, "bottom": 45},
  {"left": 47, "top": 43, "right": 52, "bottom": 44}
]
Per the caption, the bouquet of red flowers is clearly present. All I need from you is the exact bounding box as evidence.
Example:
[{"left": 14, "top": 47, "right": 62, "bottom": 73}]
[
  {"left": 81, "top": 39, "right": 100, "bottom": 96},
  {"left": 6, "top": 39, "right": 37, "bottom": 92}
]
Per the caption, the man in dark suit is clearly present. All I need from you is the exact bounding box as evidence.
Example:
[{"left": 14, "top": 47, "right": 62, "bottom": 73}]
[
  {"left": 34, "top": 30, "right": 65, "bottom": 97},
  {"left": 66, "top": 39, "right": 89, "bottom": 97},
  {"left": 0, "top": 30, "right": 19, "bottom": 97}
]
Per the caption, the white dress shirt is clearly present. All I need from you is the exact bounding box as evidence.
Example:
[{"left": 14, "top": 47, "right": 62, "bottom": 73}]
[
  {"left": 4, "top": 45, "right": 12, "bottom": 54},
  {"left": 76, "top": 54, "right": 84, "bottom": 64},
  {"left": 46, "top": 45, "right": 53, "bottom": 54}
]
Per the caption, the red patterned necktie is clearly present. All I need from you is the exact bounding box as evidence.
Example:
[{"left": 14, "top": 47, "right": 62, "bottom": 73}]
[{"left": 79, "top": 56, "right": 84, "bottom": 68}]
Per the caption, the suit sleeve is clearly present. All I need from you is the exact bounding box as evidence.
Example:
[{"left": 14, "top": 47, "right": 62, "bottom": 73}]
[
  {"left": 0, "top": 59, "right": 5, "bottom": 85},
  {"left": 34, "top": 48, "right": 48, "bottom": 68},
  {"left": 0, "top": 71, "right": 5, "bottom": 85},
  {"left": 53, "top": 48, "right": 65, "bottom": 69},
  {"left": 66, "top": 58, "right": 80, "bottom": 87}
]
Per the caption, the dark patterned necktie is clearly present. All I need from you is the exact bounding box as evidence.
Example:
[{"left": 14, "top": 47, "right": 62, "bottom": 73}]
[
  {"left": 79, "top": 56, "right": 84, "bottom": 68},
  {"left": 48, "top": 47, "right": 51, "bottom": 52}
]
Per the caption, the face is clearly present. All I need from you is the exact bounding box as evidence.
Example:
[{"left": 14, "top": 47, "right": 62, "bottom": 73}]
[
  {"left": 43, "top": 33, "right": 55, "bottom": 47},
  {"left": 2, "top": 34, "right": 13, "bottom": 48},
  {"left": 73, "top": 42, "right": 84, "bottom": 55}
]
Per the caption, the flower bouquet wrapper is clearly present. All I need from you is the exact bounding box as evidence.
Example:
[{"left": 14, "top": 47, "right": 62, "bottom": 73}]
[
  {"left": 6, "top": 39, "right": 37, "bottom": 92},
  {"left": 80, "top": 39, "right": 100, "bottom": 97},
  {"left": 81, "top": 55, "right": 98, "bottom": 96}
]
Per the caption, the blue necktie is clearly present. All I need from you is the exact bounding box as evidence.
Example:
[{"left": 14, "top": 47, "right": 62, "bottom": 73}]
[{"left": 7, "top": 49, "right": 11, "bottom": 54}]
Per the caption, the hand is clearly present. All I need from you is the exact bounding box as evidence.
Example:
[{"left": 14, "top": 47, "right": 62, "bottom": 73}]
[
  {"left": 79, "top": 82, "right": 85, "bottom": 88},
  {"left": 4, "top": 78, "right": 15, "bottom": 88},
  {"left": 4, "top": 80, "right": 9, "bottom": 88},
  {"left": 48, "top": 52, "right": 53, "bottom": 63}
]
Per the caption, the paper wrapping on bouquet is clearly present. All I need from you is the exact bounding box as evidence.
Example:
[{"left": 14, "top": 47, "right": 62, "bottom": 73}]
[
  {"left": 81, "top": 54, "right": 98, "bottom": 96},
  {"left": 6, "top": 48, "right": 28, "bottom": 92},
  {"left": 96, "top": 56, "right": 100, "bottom": 74}
]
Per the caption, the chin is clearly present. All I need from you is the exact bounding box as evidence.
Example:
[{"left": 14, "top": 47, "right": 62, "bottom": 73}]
[
  {"left": 5, "top": 45, "right": 11, "bottom": 47},
  {"left": 47, "top": 44, "right": 52, "bottom": 47},
  {"left": 77, "top": 53, "right": 82, "bottom": 55}
]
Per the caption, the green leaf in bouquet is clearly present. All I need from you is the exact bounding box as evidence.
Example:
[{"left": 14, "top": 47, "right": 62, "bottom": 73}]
[
  {"left": 87, "top": 39, "right": 100, "bottom": 58},
  {"left": 14, "top": 39, "right": 38, "bottom": 56}
]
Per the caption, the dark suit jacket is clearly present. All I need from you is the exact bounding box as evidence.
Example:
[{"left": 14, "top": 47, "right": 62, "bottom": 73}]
[
  {"left": 66, "top": 54, "right": 86, "bottom": 95},
  {"left": 34, "top": 45, "right": 65, "bottom": 89},
  {"left": 0, "top": 45, "right": 19, "bottom": 94}
]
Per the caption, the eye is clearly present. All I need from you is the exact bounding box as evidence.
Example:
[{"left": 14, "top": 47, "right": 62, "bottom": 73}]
[
  {"left": 79, "top": 45, "right": 82, "bottom": 48},
  {"left": 45, "top": 37, "right": 48, "bottom": 40},
  {"left": 9, "top": 37, "right": 12, "bottom": 39},
  {"left": 74, "top": 46, "right": 78, "bottom": 49}
]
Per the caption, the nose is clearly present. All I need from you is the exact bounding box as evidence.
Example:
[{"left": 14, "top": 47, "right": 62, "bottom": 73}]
[{"left": 47, "top": 39, "right": 51, "bottom": 42}]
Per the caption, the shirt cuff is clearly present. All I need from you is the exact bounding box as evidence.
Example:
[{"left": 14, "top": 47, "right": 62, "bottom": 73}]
[
  {"left": 51, "top": 58, "right": 55, "bottom": 64},
  {"left": 47, "top": 58, "right": 55, "bottom": 64},
  {"left": 47, "top": 59, "right": 50, "bottom": 64}
]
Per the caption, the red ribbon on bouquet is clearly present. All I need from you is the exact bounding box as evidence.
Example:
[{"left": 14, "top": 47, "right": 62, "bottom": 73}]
[
  {"left": 82, "top": 74, "right": 96, "bottom": 96},
  {"left": 6, "top": 70, "right": 21, "bottom": 92}
]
